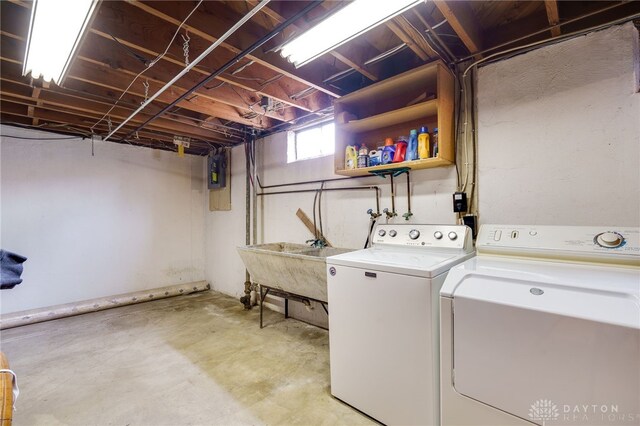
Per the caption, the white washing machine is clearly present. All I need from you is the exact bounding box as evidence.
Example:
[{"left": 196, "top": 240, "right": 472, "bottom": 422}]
[
  {"left": 326, "top": 224, "right": 474, "bottom": 425},
  {"left": 440, "top": 225, "right": 640, "bottom": 426}
]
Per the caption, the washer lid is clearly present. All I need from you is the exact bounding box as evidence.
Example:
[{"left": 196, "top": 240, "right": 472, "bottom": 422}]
[{"left": 327, "top": 246, "right": 474, "bottom": 277}]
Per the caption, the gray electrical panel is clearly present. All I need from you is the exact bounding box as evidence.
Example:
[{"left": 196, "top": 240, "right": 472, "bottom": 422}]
[{"left": 208, "top": 150, "right": 227, "bottom": 189}]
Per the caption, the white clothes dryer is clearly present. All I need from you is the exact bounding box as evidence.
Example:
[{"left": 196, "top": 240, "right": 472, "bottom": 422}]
[{"left": 440, "top": 225, "right": 640, "bottom": 426}]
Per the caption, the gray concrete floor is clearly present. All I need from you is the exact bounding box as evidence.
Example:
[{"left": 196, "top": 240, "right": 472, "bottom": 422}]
[{"left": 1, "top": 290, "right": 374, "bottom": 426}]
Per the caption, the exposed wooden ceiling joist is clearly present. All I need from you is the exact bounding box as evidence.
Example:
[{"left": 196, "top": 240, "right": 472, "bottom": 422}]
[
  {"left": 2, "top": 0, "right": 638, "bottom": 154},
  {"left": 433, "top": 0, "right": 484, "bottom": 57},
  {"left": 125, "top": 0, "right": 340, "bottom": 102},
  {"left": 545, "top": 0, "right": 562, "bottom": 37},
  {"left": 386, "top": 16, "right": 437, "bottom": 61}
]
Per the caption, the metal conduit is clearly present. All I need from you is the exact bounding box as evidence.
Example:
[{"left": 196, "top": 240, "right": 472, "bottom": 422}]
[{"left": 119, "top": 0, "right": 324, "bottom": 143}]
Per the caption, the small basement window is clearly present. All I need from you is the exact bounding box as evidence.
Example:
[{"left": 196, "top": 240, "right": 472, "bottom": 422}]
[{"left": 287, "top": 121, "right": 335, "bottom": 163}]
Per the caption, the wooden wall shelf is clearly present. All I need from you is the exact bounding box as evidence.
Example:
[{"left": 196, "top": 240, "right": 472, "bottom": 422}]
[{"left": 334, "top": 61, "right": 455, "bottom": 177}]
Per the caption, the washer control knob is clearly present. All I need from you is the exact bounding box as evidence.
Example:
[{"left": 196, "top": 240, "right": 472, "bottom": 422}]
[
  {"left": 434, "top": 231, "right": 443, "bottom": 240},
  {"left": 595, "top": 232, "right": 623, "bottom": 248},
  {"left": 378, "top": 229, "right": 386, "bottom": 237},
  {"left": 389, "top": 230, "right": 397, "bottom": 237},
  {"left": 448, "top": 232, "right": 458, "bottom": 241},
  {"left": 409, "top": 229, "right": 420, "bottom": 240}
]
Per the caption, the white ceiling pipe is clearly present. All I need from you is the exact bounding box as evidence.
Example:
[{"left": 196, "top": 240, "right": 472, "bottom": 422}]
[{"left": 103, "top": 0, "right": 270, "bottom": 142}]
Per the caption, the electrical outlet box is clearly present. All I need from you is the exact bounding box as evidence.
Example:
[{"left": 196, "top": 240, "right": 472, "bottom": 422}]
[{"left": 453, "top": 192, "right": 467, "bottom": 213}]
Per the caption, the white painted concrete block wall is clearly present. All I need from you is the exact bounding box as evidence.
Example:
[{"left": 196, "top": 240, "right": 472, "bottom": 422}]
[
  {"left": 205, "top": 23, "right": 640, "bottom": 305},
  {"left": 0, "top": 126, "right": 206, "bottom": 314},
  {"left": 478, "top": 23, "right": 640, "bottom": 225}
]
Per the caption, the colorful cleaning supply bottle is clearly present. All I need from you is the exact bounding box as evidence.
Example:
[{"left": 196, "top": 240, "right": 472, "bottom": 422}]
[
  {"left": 357, "top": 144, "right": 369, "bottom": 168},
  {"left": 431, "top": 128, "right": 439, "bottom": 158},
  {"left": 406, "top": 129, "right": 418, "bottom": 161},
  {"left": 392, "top": 137, "right": 408, "bottom": 163},
  {"left": 381, "top": 138, "right": 395, "bottom": 165},
  {"left": 345, "top": 145, "right": 358, "bottom": 169},
  {"left": 418, "top": 126, "right": 430, "bottom": 159},
  {"left": 369, "top": 149, "right": 382, "bottom": 166}
]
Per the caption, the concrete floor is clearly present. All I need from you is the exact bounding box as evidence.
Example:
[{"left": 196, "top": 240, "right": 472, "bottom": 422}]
[{"left": 1, "top": 290, "right": 374, "bottom": 426}]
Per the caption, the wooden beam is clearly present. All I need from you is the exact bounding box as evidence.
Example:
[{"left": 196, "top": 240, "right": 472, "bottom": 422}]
[
  {"left": 433, "top": 0, "right": 483, "bottom": 56},
  {"left": 386, "top": 16, "right": 437, "bottom": 61},
  {"left": 125, "top": 0, "right": 341, "bottom": 98},
  {"left": 0, "top": 98, "right": 231, "bottom": 150},
  {"left": 0, "top": 34, "right": 280, "bottom": 128},
  {"left": 115, "top": 0, "right": 337, "bottom": 108},
  {"left": 544, "top": 0, "right": 562, "bottom": 37},
  {"left": 29, "top": 86, "right": 41, "bottom": 125},
  {"left": 0, "top": 86, "right": 232, "bottom": 143}
]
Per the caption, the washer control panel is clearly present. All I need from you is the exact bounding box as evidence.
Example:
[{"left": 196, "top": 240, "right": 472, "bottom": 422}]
[
  {"left": 373, "top": 224, "right": 472, "bottom": 251},
  {"left": 478, "top": 225, "right": 640, "bottom": 265}
]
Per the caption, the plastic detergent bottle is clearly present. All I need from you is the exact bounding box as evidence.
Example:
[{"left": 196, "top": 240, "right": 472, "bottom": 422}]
[
  {"left": 431, "top": 128, "right": 439, "bottom": 158},
  {"left": 405, "top": 129, "right": 418, "bottom": 161},
  {"left": 369, "top": 149, "right": 382, "bottom": 166},
  {"left": 345, "top": 145, "right": 358, "bottom": 169},
  {"left": 418, "top": 126, "right": 430, "bottom": 159},
  {"left": 357, "top": 144, "right": 369, "bottom": 168},
  {"left": 381, "top": 138, "right": 396, "bottom": 165},
  {"left": 392, "top": 137, "right": 408, "bottom": 163}
]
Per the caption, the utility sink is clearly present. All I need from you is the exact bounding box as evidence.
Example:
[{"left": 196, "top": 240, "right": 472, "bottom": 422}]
[{"left": 237, "top": 243, "right": 354, "bottom": 303}]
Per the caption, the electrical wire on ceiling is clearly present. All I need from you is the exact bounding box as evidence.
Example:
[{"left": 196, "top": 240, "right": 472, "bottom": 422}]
[{"left": 90, "top": 0, "right": 204, "bottom": 133}]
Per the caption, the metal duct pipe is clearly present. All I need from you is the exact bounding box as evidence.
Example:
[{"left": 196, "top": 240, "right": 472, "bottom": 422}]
[
  {"left": 241, "top": 136, "right": 252, "bottom": 309},
  {"left": 119, "top": 0, "right": 324, "bottom": 142},
  {"left": 104, "top": 0, "right": 270, "bottom": 142}
]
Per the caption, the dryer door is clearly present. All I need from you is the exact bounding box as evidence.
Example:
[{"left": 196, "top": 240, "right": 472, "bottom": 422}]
[{"left": 451, "top": 275, "right": 640, "bottom": 425}]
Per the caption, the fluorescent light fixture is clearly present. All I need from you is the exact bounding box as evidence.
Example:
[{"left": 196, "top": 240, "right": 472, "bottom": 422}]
[
  {"left": 280, "top": 0, "right": 421, "bottom": 68},
  {"left": 23, "top": 0, "right": 97, "bottom": 84}
]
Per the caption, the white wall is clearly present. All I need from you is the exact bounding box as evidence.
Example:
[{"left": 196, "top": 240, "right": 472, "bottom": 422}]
[
  {"left": 0, "top": 126, "right": 206, "bottom": 314},
  {"left": 203, "top": 145, "right": 252, "bottom": 300},
  {"left": 205, "top": 132, "right": 459, "bottom": 325},
  {"left": 477, "top": 22, "right": 640, "bottom": 226},
  {"left": 204, "top": 23, "right": 640, "bottom": 322}
]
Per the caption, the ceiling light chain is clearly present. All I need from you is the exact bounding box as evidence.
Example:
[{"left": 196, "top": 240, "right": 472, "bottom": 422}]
[
  {"left": 142, "top": 80, "right": 150, "bottom": 105},
  {"left": 182, "top": 32, "right": 191, "bottom": 66}
]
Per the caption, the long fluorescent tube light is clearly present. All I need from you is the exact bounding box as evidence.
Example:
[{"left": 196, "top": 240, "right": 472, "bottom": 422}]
[
  {"left": 23, "top": 0, "right": 98, "bottom": 84},
  {"left": 280, "top": 0, "right": 421, "bottom": 68}
]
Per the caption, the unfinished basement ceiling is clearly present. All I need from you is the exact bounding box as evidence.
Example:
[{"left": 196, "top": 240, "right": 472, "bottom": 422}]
[{"left": 1, "top": 0, "right": 638, "bottom": 154}]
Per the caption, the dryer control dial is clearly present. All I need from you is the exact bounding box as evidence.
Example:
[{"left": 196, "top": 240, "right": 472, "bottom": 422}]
[
  {"left": 409, "top": 229, "right": 420, "bottom": 240},
  {"left": 434, "top": 231, "right": 443, "bottom": 240},
  {"left": 378, "top": 229, "right": 386, "bottom": 237},
  {"left": 389, "top": 230, "right": 397, "bottom": 237},
  {"left": 448, "top": 232, "right": 458, "bottom": 241},
  {"left": 595, "top": 232, "right": 624, "bottom": 248}
]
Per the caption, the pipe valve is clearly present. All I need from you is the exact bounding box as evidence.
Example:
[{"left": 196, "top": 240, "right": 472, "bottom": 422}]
[
  {"left": 367, "top": 208, "right": 382, "bottom": 219},
  {"left": 402, "top": 212, "right": 413, "bottom": 221},
  {"left": 383, "top": 208, "right": 397, "bottom": 219}
]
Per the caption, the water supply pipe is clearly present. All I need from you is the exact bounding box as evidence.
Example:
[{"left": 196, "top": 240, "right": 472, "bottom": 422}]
[
  {"left": 403, "top": 171, "right": 413, "bottom": 220},
  {"left": 241, "top": 135, "right": 252, "bottom": 310}
]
